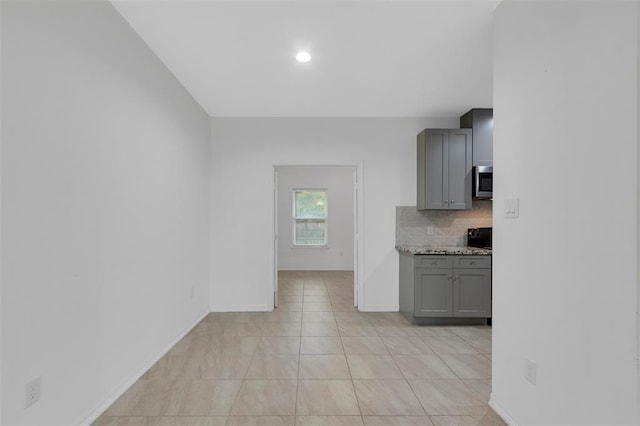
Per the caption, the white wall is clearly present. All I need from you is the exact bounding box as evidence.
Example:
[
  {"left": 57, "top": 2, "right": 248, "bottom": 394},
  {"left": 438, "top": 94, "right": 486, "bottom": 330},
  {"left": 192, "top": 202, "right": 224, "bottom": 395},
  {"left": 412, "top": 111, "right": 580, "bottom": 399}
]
[
  {"left": 492, "top": 1, "right": 638, "bottom": 424},
  {"left": 1, "top": 1, "right": 4, "bottom": 422},
  {"left": 1, "top": 2, "right": 211, "bottom": 424},
  {"left": 277, "top": 166, "right": 354, "bottom": 271},
  {"left": 210, "top": 117, "right": 457, "bottom": 311}
]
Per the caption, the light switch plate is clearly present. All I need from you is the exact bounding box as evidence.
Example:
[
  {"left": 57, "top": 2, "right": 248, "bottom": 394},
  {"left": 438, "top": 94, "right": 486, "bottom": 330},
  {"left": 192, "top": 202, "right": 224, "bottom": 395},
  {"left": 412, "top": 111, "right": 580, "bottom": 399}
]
[{"left": 504, "top": 198, "right": 519, "bottom": 218}]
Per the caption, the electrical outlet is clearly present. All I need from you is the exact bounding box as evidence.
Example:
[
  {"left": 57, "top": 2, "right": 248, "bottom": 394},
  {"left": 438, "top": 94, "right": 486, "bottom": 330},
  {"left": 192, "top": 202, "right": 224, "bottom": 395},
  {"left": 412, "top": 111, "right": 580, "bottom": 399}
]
[
  {"left": 427, "top": 226, "right": 434, "bottom": 235},
  {"left": 25, "top": 376, "right": 42, "bottom": 408},
  {"left": 524, "top": 358, "right": 537, "bottom": 385},
  {"left": 190, "top": 287, "right": 195, "bottom": 299}
]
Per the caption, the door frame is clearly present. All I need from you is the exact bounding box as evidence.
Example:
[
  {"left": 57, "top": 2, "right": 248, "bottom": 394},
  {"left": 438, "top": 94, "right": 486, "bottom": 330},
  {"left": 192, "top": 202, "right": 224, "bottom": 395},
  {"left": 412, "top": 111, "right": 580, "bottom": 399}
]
[{"left": 272, "top": 163, "right": 364, "bottom": 309}]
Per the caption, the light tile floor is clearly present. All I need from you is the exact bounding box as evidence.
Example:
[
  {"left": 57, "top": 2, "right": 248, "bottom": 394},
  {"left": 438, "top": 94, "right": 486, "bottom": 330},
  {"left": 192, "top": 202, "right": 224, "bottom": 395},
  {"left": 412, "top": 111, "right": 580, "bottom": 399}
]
[{"left": 95, "top": 271, "right": 505, "bottom": 426}]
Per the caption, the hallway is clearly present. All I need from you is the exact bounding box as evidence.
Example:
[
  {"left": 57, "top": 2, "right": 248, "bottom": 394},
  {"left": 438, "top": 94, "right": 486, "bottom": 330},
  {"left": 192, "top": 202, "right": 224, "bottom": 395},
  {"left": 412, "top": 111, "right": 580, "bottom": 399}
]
[{"left": 95, "top": 271, "right": 504, "bottom": 425}]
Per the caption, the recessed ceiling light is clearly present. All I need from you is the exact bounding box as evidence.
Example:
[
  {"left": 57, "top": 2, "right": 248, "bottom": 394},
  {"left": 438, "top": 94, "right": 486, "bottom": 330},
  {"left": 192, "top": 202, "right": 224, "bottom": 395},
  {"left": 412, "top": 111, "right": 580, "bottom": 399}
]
[{"left": 296, "top": 51, "right": 311, "bottom": 63}]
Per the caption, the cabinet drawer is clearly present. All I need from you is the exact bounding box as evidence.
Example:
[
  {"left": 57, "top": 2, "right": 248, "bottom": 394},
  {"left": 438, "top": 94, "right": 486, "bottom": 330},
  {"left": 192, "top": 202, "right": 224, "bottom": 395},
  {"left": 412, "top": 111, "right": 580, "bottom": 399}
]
[
  {"left": 454, "top": 255, "right": 491, "bottom": 269},
  {"left": 415, "top": 256, "right": 453, "bottom": 269}
]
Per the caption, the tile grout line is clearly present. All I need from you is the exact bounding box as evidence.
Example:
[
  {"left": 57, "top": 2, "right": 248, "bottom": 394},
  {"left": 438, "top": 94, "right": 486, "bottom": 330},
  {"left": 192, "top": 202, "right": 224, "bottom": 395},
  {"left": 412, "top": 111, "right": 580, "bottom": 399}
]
[
  {"left": 383, "top": 331, "right": 430, "bottom": 418},
  {"left": 421, "top": 329, "right": 493, "bottom": 417},
  {"left": 294, "top": 279, "right": 304, "bottom": 419},
  {"left": 425, "top": 334, "right": 493, "bottom": 403},
  {"left": 335, "top": 291, "right": 366, "bottom": 424},
  {"left": 225, "top": 317, "right": 265, "bottom": 418}
]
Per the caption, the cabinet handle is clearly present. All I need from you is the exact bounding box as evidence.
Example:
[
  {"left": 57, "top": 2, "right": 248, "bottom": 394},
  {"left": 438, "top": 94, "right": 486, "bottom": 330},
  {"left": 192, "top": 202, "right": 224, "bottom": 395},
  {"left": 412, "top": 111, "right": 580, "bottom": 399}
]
[
  {"left": 447, "top": 275, "right": 452, "bottom": 280},
  {"left": 450, "top": 200, "right": 455, "bottom": 204},
  {"left": 470, "top": 260, "right": 475, "bottom": 265},
  {"left": 431, "top": 260, "right": 438, "bottom": 265}
]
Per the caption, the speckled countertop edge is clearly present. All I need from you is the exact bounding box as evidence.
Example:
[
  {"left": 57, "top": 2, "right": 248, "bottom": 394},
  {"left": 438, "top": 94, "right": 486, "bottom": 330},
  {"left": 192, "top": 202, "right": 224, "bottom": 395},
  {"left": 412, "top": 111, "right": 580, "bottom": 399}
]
[{"left": 396, "top": 245, "right": 492, "bottom": 255}]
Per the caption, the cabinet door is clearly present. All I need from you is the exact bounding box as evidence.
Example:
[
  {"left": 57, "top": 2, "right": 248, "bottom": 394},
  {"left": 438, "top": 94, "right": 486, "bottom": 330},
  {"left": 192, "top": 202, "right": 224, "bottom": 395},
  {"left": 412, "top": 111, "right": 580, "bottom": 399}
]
[
  {"left": 453, "top": 268, "right": 491, "bottom": 317},
  {"left": 447, "top": 129, "right": 472, "bottom": 210},
  {"left": 418, "top": 130, "right": 448, "bottom": 210},
  {"left": 472, "top": 109, "right": 494, "bottom": 167},
  {"left": 460, "top": 109, "right": 493, "bottom": 167},
  {"left": 415, "top": 268, "right": 453, "bottom": 317}
]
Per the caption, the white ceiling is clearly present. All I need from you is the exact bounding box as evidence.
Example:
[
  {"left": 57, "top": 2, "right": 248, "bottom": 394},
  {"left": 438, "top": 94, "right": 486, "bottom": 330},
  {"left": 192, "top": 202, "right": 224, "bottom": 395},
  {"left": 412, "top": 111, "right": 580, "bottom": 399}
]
[{"left": 112, "top": 1, "right": 498, "bottom": 118}]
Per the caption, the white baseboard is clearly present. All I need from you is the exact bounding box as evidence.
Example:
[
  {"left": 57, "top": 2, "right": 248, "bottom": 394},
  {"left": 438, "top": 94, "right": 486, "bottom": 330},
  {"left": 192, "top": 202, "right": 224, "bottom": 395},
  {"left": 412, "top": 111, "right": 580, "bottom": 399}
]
[
  {"left": 78, "top": 309, "right": 209, "bottom": 426},
  {"left": 489, "top": 394, "right": 518, "bottom": 426},
  {"left": 357, "top": 305, "right": 399, "bottom": 312},
  {"left": 210, "top": 304, "right": 271, "bottom": 312}
]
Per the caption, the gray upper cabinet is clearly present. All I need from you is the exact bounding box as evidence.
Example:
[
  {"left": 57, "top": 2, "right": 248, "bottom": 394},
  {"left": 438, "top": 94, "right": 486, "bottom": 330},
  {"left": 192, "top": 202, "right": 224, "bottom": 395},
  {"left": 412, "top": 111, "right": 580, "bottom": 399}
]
[
  {"left": 417, "top": 129, "right": 472, "bottom": 210},
  {"left": 460, "top": 108, "right": 493, "bottom": 167}
]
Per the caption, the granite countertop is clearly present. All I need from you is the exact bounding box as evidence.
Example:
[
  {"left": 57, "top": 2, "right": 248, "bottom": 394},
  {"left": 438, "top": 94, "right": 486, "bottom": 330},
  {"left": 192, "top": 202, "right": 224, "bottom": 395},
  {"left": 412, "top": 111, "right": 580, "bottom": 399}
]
[{"left": 396, "top": 245, "right": 492, "bottom": 255}]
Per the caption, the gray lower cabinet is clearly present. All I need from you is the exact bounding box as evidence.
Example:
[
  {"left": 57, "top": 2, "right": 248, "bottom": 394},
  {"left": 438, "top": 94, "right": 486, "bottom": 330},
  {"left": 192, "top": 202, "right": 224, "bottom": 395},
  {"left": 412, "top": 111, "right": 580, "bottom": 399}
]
[
  {"left": 400, "top": 253, "right": 491, "bottom": 323},
  {"left": 453, "top": 268, "right": 492, "bottom": 317},
  {"left": 415, "top": 268, "right": 453, "bottom": 316},
  {"left": 417, "top": 129, "right": 472, "bottom": 210}
]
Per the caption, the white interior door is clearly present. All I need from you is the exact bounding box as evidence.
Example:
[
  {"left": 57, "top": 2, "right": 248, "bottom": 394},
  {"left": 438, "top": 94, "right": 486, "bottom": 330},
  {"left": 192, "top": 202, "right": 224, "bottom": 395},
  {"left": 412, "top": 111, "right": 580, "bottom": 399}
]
[
  {"left": 353, "top": 168, "right": 358, "bottom": 307},
  {"left": 273, "top": 167, "right": 279, "bottom": 308}
]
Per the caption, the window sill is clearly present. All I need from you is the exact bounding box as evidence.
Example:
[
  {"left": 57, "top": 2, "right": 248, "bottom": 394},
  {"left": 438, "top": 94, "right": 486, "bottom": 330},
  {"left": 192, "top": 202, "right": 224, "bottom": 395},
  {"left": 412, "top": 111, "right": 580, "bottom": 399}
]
[{"left": 290, "top": 244, "right": 329, "bottom": 250}]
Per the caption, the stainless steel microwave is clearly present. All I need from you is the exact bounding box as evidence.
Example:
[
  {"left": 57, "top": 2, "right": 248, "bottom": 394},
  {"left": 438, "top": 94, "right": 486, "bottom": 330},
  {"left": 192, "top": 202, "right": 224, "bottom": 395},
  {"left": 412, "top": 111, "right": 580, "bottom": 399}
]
[{"left": 473, "top": 166, "right": 493, "bottom": 199}]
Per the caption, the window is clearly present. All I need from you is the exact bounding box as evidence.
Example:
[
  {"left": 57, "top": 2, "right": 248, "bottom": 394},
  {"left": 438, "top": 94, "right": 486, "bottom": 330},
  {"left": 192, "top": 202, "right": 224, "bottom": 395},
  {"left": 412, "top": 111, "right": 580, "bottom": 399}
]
[{"left": 293, "top": 190, "right": 327, "bottom": 246}]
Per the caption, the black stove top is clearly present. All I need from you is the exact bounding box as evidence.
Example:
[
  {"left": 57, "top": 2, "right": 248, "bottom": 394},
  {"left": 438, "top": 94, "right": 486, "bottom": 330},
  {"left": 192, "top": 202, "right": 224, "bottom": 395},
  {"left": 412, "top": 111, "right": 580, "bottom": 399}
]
[{"left": 467, "top": 227, "right": 492, "bottom": 249}]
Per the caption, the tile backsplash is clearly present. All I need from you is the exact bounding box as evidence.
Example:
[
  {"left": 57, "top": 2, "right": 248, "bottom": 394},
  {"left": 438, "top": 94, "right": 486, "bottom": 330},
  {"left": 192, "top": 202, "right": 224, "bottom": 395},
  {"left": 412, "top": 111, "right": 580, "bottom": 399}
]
[{"left": 396, "top": 201, "right": 492, "bottom": 247}]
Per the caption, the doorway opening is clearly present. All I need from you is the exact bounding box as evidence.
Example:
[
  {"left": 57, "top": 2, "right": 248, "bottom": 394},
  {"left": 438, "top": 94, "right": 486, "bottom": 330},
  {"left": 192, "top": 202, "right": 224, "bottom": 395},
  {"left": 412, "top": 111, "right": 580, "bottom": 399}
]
[{"left": 272, "top": 165, "right": 362, "bottom": 309}]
